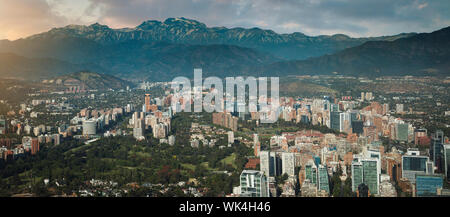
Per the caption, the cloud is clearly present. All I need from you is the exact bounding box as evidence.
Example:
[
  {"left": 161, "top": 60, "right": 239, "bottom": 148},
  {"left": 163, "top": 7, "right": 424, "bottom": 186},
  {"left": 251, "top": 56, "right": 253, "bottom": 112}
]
[
  {"left": 418, "top": 2, "right": 428, "bottom": 10},
  {"left": 280, "top": 22, "right": 301, "bottom": 31},
  {"left": 0, "top": 0, "right": 94, "bottom": 40},
  {"left": 0, "top": 0, "right": 63, "bottom": 40},
  {"left": 84, "top": 0, "right": 450, "bottom": 37},
  {"left": 0, "top": 0, "right": 449, "bottom": 40}
]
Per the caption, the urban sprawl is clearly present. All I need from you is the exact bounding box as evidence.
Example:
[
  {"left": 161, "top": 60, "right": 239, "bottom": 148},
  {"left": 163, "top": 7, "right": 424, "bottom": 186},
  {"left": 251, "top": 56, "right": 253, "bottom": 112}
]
[{"left": 0, "top": 74, "right": 449, "bottom": 197}]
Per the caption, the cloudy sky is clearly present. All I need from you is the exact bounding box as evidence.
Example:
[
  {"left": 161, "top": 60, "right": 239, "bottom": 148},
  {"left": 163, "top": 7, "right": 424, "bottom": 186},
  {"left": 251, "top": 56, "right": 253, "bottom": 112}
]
[{"left": 1, "top": 0, "right": 449, "bottom": 40}]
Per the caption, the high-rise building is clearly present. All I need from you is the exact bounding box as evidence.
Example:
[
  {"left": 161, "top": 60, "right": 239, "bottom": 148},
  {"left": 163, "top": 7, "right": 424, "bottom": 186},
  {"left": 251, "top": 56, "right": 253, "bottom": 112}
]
[
  {"left": 145, "top": 94, "right": 151, "bottom": 112},
  {"left": 352, "top": 157, "right": 380, "bottom": 195},
  {"left": 260, "top": 151, "right": 270, "bottom": 177},
  {"left": 31, "top": 138, "right": 39, "bottom": 155},
  {"left": 52, "top": 134, "right": 60, "bottom": 145},
  {"left": 274, "top": 153, "right": 283, "bottom": 177},
  {"left": 0, "top": 116, "right": 6, "bottom": 134},
  {"left": 253, "top": 133, "right": 259, "bottom": 145},
  {"left": 228, "top": 131, "right": 234, "bottom": 145},
  {"left": 365, "top": 92, "right": 373, "bottom": 101},
  {"left": 367, "top": 149, "right": 381, "bottom": 176},
  {"left": 212, "top": 112, "right": 238, "bottom": 131},
  {"left": 133, "top": 121, "right": 145, "bottom": 140},
  {"left": 22, "top": 136, "right": 32, "bottom": 150},
  {"left": 415, "top": 174, "right": 444, "bottom": 197},
  {"left": 152, "top": 123, "right": 168, "bottom": 139},
  {"left": 396, "top": 104, "right": 404, "bottom": 114},
  {"left": 260, "top": 151, "right": 280, "bottom": 178},
  {"left": 431, "top": 130, "right": 444, "bottom": 172},
  {"left": 351, "top": 120, "right": 364, "bottom": 135},
  {"left": 281, "top": 152, "right": 295, "bottom": 177},
  {"left": 414, "top": 129, "right": 427, "bottom": 145},
  {"left": 362, "top": 159, "right": 379, "bottom": 195},
  {"left": 82, "top": 120, "right": 97, "bottom": 136},
  {"left": 339, "top": 112, "right": 352, "bottom": 133},
  {"left": 330, "top": 111, "right": 341, "bottom": 131},
  {"left": 396, "top": 123, "right": 409, "bottom": 142},
  {"left": 133, "top": 112, "right": 145, "bottom": 140},
  {"left": 305, "top": 161, "right": 318, "bottom": 185},
  {"left": 318, "top": 164, "right": 330, "bottom": 194},
  {"left": 253, "top": 134, "right": 260, "bottom": 156},
  {"left": 402, "top": 153, "right": 431, "bottom": 184},
  {"left": 444, "top": 144, "right": 450, "bottom": 181},
  {"left": 240, "top": 170, "right": 269, "bottom": 197}
]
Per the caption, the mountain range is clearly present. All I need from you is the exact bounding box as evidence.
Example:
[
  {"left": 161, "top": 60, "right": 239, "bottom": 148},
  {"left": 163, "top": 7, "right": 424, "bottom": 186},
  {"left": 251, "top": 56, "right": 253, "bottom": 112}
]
[
  {"left": 263, "top": 26, "right": 450, "bottom": 77},
  {"left": 0, "top": 17, "right": 449, "bottom": 81},
  {"left": 5, "top": 17, "right": 415, "bottom": 60}
]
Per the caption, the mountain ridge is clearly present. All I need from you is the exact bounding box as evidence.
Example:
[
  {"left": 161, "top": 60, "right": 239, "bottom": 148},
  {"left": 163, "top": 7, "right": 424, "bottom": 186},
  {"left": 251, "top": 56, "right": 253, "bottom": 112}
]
[
  {"left": 2, "top": 17, "right": 416, "bottom": 60},
  {"left": 261, "top": 26, "right": 450, "bottom": 77},
  {"left": 0, "top": 18, "right": 448, "bottom": 81}
]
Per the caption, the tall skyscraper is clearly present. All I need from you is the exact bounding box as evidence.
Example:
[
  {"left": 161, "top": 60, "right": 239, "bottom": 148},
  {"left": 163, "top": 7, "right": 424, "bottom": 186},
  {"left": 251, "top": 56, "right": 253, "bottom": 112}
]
[
  {"left": 444, "top": 144, "right": 450, "bottom": 181},
  {"left": 305, "top": 161, "right": 318, "bottom": 185},
  {"left": 352, "top": 157, "right": 380, "bottom": 195},
  {"left": 133, "top": 112, "right": 145, "bottom": 140},
  {"left": 415, "top": 174, "right": 444, "bottom": 197},
  {"left": 240, "top": 170, "right": 269, "bottom": 197},
  {"left": 330, "top": 111, "right": 341, "bottom": 131},
  {"left": 352, "top": 161, "right": 363, "bottom": 192},
  {"left": 260, "top": 151, "right": 279, "bottom": 178},
  {"left": 260, "top": 151, "right": 270, "bottom": 177},
  {"left": 281, "top": 152, "right": 295, "bottom": 177},
  {"left": 402, "top": 153, "right": 431, "bottom": 184},
  {"left": 318, "top": 164, "right": 330, "bottom": 194},
  {"left": 431, "top": 130, "right": 444, "bottom": 172},
  {"left": 339, "top": 112, "right": 352, "bottom": 133},
  {"left": 362, "top": 159, "right": 379, "bottom": 195},
  {"left": 145, "top": 94, "right": 151, "bottom": 112}
]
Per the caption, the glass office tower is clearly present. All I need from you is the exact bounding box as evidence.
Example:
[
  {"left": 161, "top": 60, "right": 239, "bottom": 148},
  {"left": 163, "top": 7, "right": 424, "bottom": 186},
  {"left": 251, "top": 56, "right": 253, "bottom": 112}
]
[{"left": 240, "top": 170, "right": 269, "bottom": 197}]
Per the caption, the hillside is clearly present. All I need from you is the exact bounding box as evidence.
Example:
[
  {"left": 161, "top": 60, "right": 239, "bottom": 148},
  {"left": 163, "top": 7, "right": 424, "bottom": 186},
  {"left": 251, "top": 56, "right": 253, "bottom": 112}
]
[
  {"left": 50, "top": 71, "right": 132, "bottom": 90},
  {"left": 262, "top": 26, "right": 450, "bottom": 77},
  {"left": 0, "top": 53, "right": 95, "bottom": 80},
  {"left": 0, "top": 39, "right": 278, "bottom": 81}
]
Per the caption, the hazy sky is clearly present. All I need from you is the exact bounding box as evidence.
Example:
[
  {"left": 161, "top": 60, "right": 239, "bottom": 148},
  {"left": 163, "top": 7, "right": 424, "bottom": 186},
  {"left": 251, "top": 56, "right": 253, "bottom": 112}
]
[{"left": 1, "top": 0, "right": 449, "bottom": 40}]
